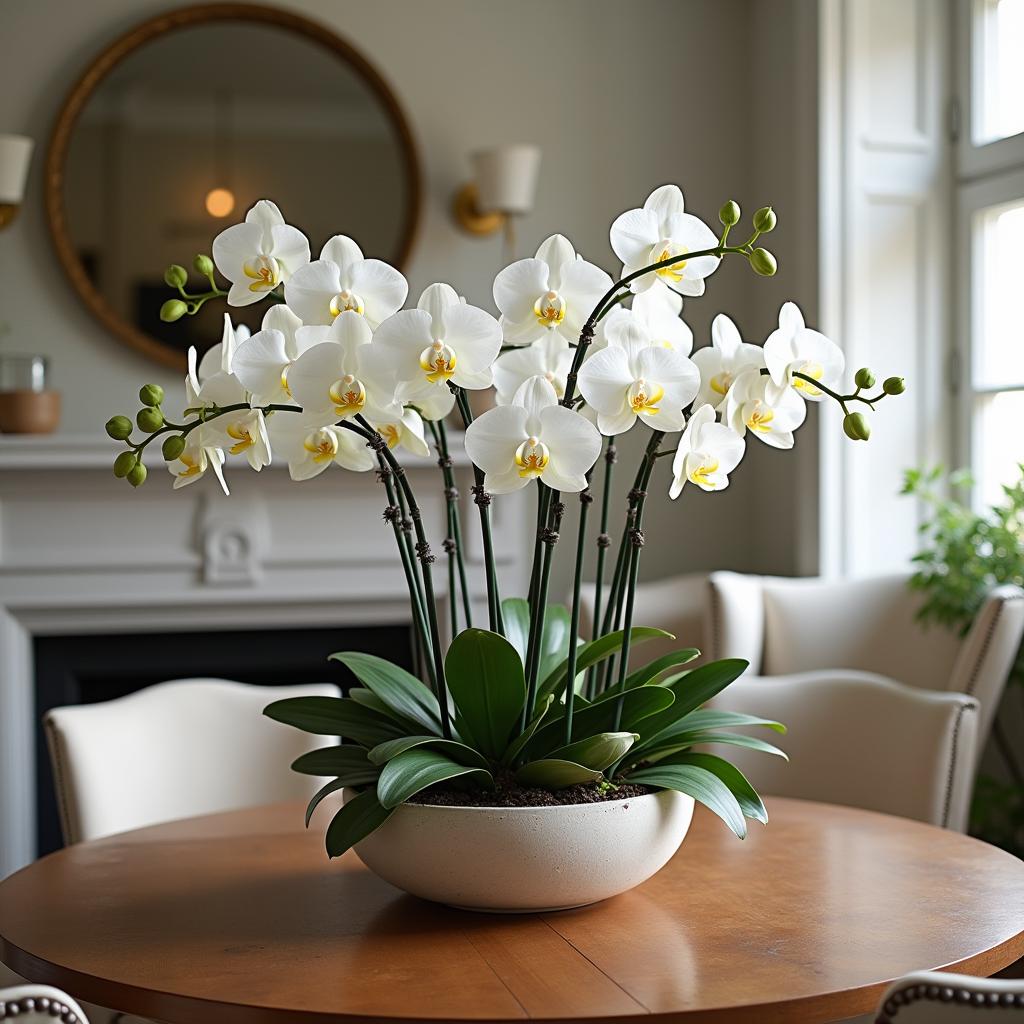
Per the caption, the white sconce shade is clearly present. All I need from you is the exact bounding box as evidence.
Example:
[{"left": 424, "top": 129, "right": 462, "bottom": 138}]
[
  {"left": 471, "top": 145, "right": 541, "bottom": 214},
  {"left": 0, "top": 135, "right": 34, "bottom": 204}
]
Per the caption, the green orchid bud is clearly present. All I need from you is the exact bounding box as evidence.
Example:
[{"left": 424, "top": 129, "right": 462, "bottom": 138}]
[
  {"left": 162, "top": 434, "right": 186, "bottom": 461},
  {"left": 883, "top": 376, "right": 906, "bottom": 395},
  {"left": 750, "top": 248, "right": 777, "bottom": 276},
  {"left": 163, "top": 264, "right": 188, "bottom": 290},
  {"left": 136, "top": 407, "right": 164, "bottom": 432},
  {"left": 718, "top": 201, "right": 741, "bottom": 227},
  {"left": 113, "top": 451, "right": 138, "bottom": 478},
  {"left": 160, "top": 299, "right": 188, "bottom": 322},
  {"left": 843, "top": 412, "right": 871, "bottom": 441},
  {"left": 139, "top": 383, "right": 164, "bottom": 408},
  {"left": 854, "top": 367, "right": 876, "bottom": 389},
  {"left": 753, "top": 206, "right": 777, "bottom": 233},
  {"left": 105, "top": 415, "right": 133, "bottom": 441},
  {"left": 127, "top": 462, "right": 148, "bottom": 488},
  {"left": 193, "top": 253, "right": 215, "bottom": 277}
]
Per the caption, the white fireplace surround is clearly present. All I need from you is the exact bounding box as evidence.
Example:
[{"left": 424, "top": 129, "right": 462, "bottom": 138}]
[{"left": 0, "top": 434, "right": 531, "bottom": 876}]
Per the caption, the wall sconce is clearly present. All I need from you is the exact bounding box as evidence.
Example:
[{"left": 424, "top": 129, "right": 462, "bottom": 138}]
[
  {"left": 453, "top": 145, "right": 541, "bottom": 252},
  {"left": 0, "top": 135, "right": 34, "bottom": 230}
]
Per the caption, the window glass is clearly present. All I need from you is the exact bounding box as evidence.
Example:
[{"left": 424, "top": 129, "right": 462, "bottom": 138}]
[{"left": 976, "top": 0, "right": 1024, "bottom": 144}]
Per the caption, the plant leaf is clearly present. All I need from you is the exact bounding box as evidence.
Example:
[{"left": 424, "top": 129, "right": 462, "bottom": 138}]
[
  {"left": 367, "top": 735, "right": 490, "bottom": 769},
  {"left": 445, "top": 628, "right": 526, "bottom": 759},
  {"left": 624, "top": 763, "right": 747, "bottom": 838},
  {"left": 623, "top": 648, "right": 701, "bottom": 689},
  {"left": 291, "top": 744, "right": 377, "bottom": 779},
  {"left": 501, "top": 694, "right": 553, "bottom": 767},
  {"left": 376, "top": 748, "right": 493, "bottom": 809},
  {"left": 264, "top": 696, "right": 405, "bottom": 746},
  {"left": 546, "top": 732, "right": 638, "bottom": 771},
  {"left": 330, "top": 652, "right": 442, "bottom": 734},
  {"left": 538, "top": 604, "right": 573, "bottom": 683},
  {"left": 639, "top": 731, "right": 789, "bottom": 766},
  {"left": 515, "top": 758, "right": 603, "bottom": 788},
  {"left": 306, "top": 778, "right": 348, "bottom": 827},
  {"left": 667, "top": 752, "right": 769, "bottom": 824},
  {"left": 501, "top": 597, "right": 531, "bottom": 665},
  {"left": 325, "top": 788, "right": 393, "bottom": 857}
]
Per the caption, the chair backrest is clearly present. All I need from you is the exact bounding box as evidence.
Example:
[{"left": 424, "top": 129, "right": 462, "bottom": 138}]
[
  {"left": 876, "top": 970, "right": 1024, "bottom": 1022},
  {"left": 710, "top": 671, "right": 979, "bottom": 829},
  {"left": 0, "top": 985, "right": 89, "bottom": 1022},
  {"left": 45, "top": 678, "right": 339, "bottom": 844}
]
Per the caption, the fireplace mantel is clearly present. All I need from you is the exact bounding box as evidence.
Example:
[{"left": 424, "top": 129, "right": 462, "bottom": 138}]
[{"left": 0, "top": 434, "right": 530, "bottom": 875}]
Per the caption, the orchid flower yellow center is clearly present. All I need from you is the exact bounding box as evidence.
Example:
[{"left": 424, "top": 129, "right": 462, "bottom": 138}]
[
  {"left": 652, "top": 240, "right": 688, "bottom": 283},
  {"left": 328, "top": 374, "right": 366, "bottom": 417},
  {"left": 243, "top": 255, "right": 281, "bottom": 293},
  {"left": 533, "top": 290, "right": 566, "bottom": 328},
  {"left": 419, "top": 340, "right": 457, "bottom": 383},
  {"left": 329, "top": 290, "right": 365, "bottom": 317},
  {"left": 628, "top": 378, "right": 665, "bottom": 415},
  {"left": 688, "top": 455, "right": 721, "bottom": 488},
  {"left": 303, "top": 429, "right": 338, "bottom": 464},
  {"left": 744, "top": 401, "right": 775, "bottom": 433},
  {"left": 380, "top": 424, "right": 401, "bottom": 449},
  {"left": 711, "top": 372, "right": 734, "bottom": 396},
  {"left": 226, "top": 422, "right": 254, "bottom": 455},
  {"left": 515, "top": 436, "right": 550, "bottom": 479},
  {"left": 792, "top": 361, "right": 824, "bottom": 395},
  {"left": 280, "top": 363, "right": 294, "bottom": 398},
  {"left": 177, "top": 453, "right": 203, "bottom": 478}
]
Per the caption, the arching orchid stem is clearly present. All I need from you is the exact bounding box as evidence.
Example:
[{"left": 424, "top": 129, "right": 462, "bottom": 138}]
[
  {"left": 345, "top": 417, "right": 452, "bottom": 740},
  {"left": 586, "top": 437, "right": 617, "bottom": 698},
  {"left": 760, "top": 368, "right": 892, "bottom": 414},
  {"left": 564, "top": 480, "right": 594, "bottom": 743},
  {"left": 124, "top": 402, "right": 300, "bottom": 455}
]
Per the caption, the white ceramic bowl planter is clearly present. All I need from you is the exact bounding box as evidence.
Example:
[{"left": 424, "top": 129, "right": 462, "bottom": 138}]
[{"left": 346, "top": 788, "right": 695, "bottom": 912}]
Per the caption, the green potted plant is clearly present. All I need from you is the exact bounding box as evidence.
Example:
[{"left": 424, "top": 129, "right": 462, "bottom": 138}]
[{"left": 106, "top": 187, "right": 906, "bottom": 910}]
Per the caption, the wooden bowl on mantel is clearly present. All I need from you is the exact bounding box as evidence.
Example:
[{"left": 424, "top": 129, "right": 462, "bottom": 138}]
[{"left": 0, "top": 390, "right": 62, "bottom": 434}]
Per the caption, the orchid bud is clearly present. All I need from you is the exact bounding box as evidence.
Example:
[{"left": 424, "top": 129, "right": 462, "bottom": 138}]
[
  {"left": 113, "top": 451, "right": 137, "bottom": 478},
  {"left": 883, "top": 376, "right": 906, "bottom": 395},
  {"left": 719, "top": 201, "right": 741, "bottom": 227},
  {"left": 105, "top": 415, "right": 133, "bottom": 440},
  {"left": 854, "top": 368, "right": 876, "bottom": 389},
  {"left": 139, "top": 384, "right": 164, "bottom": 408},
  {"left": 162, "top": 434, "right": 186, "bottom": 461},
  {"left": 193, "top": 253, "right": 214, "bottom": 277},
  {"left": 160, "top": 299, "right": 188, "bottom": 322},
  {"left": 750, "top": 248, "right": 777, "bottom": 276},
  {"left": 163, "top": 264, "right": 188, "bottom": 289},
  {"left": 843, "top": 412, "right": 871, "bottom": 441},
  {"left": 137, "top": 407, "right": 164, "bottom": 432},
  {"left": 753, "top": 206, "right": 777, "bottom": 233},
  {"left": 127, "top": 462, "right": 148, "bottom": 488}
]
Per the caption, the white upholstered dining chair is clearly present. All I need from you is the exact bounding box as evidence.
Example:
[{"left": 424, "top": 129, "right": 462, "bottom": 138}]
[
  {"left": 874, "top": 970, "right": 1024, "bottom": 1021},
  {"left": 0, "top": 985, "right": 90, "bottom": 1022},
  {"left": 44, "top": 677, "right": 339, "bottom": 844}
]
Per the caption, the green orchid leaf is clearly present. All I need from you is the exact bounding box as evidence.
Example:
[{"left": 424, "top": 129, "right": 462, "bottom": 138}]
[
  {"left": 538, "top": 604, "right": 573, "bottom": 683},
  {"left": 501, "top": 694, "right": 554, "bottom": 767},
  {"left": 306, "top": 778, "right": 348, "bottom": 827},
  {"left": 291, "top": 744, "right": 377, "bottom": 779},
  {"left": 658, "top": 709, "right": 787, "bottom": 734},
  {"left": 330, "top": 652, "right": 442, "bottom": 735},
  {"left": 264, "top": 696, "right": 405, "bottom": 746},
  {"left": 623, "top": 648, "right": 701, "bottom": 689},
  {"left": 445, "top": 628, "right": 526, "bottom": 759},
  {"left": 665, "top": 752, "right": 769, "bottom": 824},
  {"left": 515, "top": 758, "right": 603, "bottom": 788},
  {"left": 537, "top": 627, "right": 674, "bottom": 706},
  {"left": 547, "top": 731, "right": 638, "bottom": 771},
  {"left": 501, "top": 597, "right": 531, "bottom": 665},
  {"left": 624, "top": 763, "right": 747, "bottom": 839},
  {"left": 367, "top": 735, "right": 490, "bottom": 770},
  {"left": 639, "top": 731, "right": 789, "bottom": 766},
  {"left": 325, "top": 788, "right": 393, "bottom": 857},
  {"left": 376, "top": 748, "right": 493, "bottom": 810}
]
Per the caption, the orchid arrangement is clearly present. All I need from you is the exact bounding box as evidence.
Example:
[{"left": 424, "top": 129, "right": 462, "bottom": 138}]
[{"left": 106, "top": 187, "right": 907, "bottom": 857}]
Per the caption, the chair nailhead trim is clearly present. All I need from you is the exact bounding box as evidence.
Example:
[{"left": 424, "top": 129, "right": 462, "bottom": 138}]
[
  {"left": 876, "top": 981, "right": 1024, "bottom": 1021},
  {"left": 0, "top": 997, "right": 79, "bottom": 1020}
]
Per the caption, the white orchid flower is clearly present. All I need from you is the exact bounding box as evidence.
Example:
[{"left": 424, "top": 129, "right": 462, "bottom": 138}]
[
  {"left": 284, "top": 235, "right": 407, "bottom": 329},
  {"left": 464, "top": 376, "right": 601, "bottom": 494},
  {"left": 576, "top": 312, "right": 700, "bottom": 436},
  {"left": 374, "top": 282, "right": 502, "bottom": 392},
  {"left": 267, "top": 414, "right": 374, "bottom": 481},
  {"left": 609, "top": 185, "right": 721, "bottom": 296},
  {"left": 398, "top": 378, "right": 456, "bottom": 422},
  {"left": 669, "top": 404, "right": 745, "bottom": 498},
  {"left": 492, "top": 333, "right": 573, "bottom": 406},
  {"left": 692, "top": 314, "right": 766, "bottom": 410},
  {"left": 211, "top": 200, "right": 311, "bottom": 307},
  {"left": 231, "top": 305, "right": 320, "bottom": 405},
  {"left": 763, "top": 301, "right": 845, "bottom": 401},
  {"left": 723, "top": 367, "right": 807, "bottom": 449},
  {"left": 287, "top": 311, "right": 401, "bottom": 426},
  {"left": 168, "top": 443, "right": 229, "bottom": 495},
  {"left": 198, "top": 314, "right": 250, "bottom": 380},
  {"left": 370, "top": 407, "right": 430, "bottom": 458},
  {"left": 492, "top": 234, "right": 612, "bottom": 347},
  {"left": 630, "top": 286, "right": 693, "bottom": 354}
]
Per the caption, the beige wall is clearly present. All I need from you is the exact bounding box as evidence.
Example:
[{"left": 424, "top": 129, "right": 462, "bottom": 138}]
[{"left": 0, "top": 0, "right": 819, "bottom": 589}]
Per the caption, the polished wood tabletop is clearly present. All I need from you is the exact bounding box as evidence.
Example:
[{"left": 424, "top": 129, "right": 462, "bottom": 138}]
[{"left": 1, "top": 797, "right": 1022, "bottom": 1024}]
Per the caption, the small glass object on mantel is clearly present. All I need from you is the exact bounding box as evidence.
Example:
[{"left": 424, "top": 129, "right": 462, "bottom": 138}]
[{"left": 0, "top": 353, "right": 61, "bottom": 433}]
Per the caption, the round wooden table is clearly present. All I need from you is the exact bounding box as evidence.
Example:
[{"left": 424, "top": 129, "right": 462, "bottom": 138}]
[{"left": 1, "top": 798, "right": 1022, "bottom": 1024}]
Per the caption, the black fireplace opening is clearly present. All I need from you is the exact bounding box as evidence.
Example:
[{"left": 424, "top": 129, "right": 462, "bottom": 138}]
[{"left": 33, "top": 623, "right": 414, "bottom": 857}]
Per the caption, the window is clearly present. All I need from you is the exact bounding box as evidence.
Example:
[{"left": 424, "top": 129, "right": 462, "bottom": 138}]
[{"left": 956, "top": 0, "right": 1024, "bottom": 508}]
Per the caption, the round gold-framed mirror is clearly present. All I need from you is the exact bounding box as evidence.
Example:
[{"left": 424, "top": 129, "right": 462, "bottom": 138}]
[{"left": 46, "top": 3, "right": 422, "bottom": 369}]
